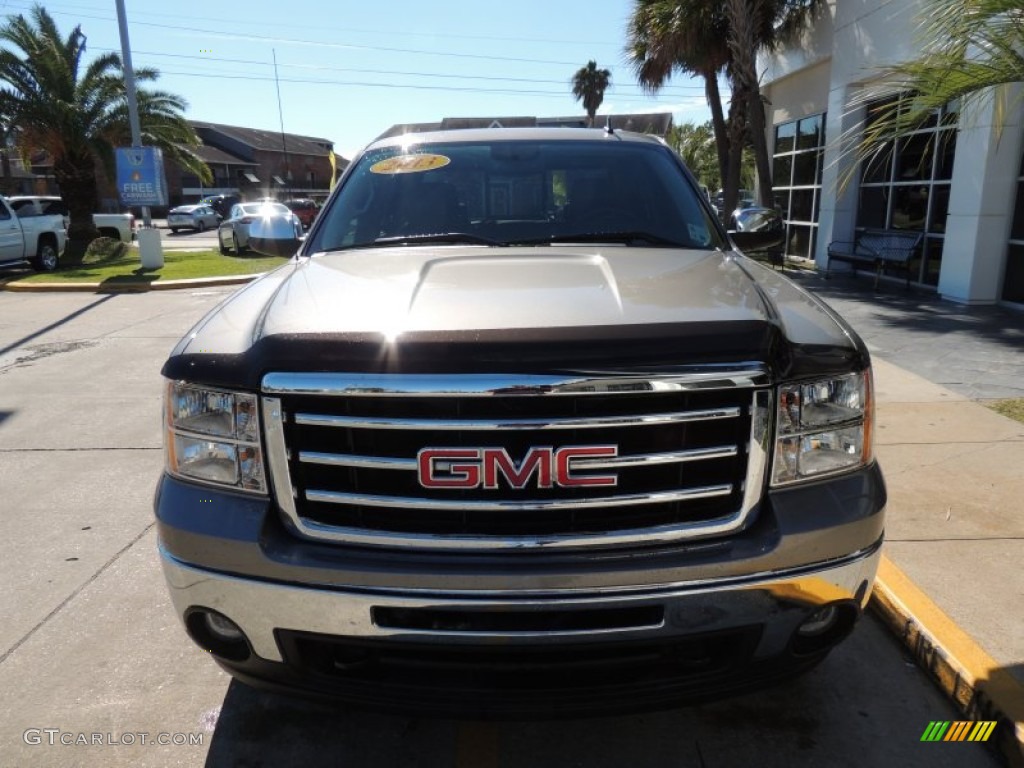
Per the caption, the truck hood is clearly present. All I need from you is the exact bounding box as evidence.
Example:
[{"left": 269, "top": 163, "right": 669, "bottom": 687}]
[
  {"left": 262, "top": 246, "right": 770, "bottom": 335},
  {"left": 165, "top": 245, "right": 865, "bottom": 388}
]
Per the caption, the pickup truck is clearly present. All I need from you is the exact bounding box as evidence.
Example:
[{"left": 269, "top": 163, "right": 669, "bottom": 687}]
[
  {"left": 0, "top": 196, "right": 66, "bottom": 271},
  {"left": 156, "top": 128, "right": 885, "bottom": 716},
  {"left": 7, "top": 196, "right": 135, "bottom": 242}
]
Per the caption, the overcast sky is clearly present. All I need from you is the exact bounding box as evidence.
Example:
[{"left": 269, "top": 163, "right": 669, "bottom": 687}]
[{"left": 2, "top": 0, "right": 722, "bottom": 159}]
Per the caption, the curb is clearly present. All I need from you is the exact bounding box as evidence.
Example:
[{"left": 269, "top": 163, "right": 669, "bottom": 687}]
[
  {"left": 871, "top": 555, "right": 1024, "bottom": 766},
  {"left": 0, "top": 274, "right": 259, "bottom": 293}
]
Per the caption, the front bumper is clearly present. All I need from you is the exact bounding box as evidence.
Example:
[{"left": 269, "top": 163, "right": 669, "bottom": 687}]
[{"left": 160, "top": 540, "right": 881, "bottom": 715}]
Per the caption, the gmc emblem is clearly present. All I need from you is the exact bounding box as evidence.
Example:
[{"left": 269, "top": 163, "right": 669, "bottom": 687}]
[{"left": 417, "top": 446, "right": 618, "bottom": 490}]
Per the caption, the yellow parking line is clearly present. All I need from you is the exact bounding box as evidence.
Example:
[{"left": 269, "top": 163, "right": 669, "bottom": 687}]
[{"left": 872, "top": 555, "right": 1024, "bottom": 762}]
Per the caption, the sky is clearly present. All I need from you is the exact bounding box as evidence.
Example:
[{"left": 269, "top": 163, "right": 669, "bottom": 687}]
[{"left": 0, "top": 0, "right": 717, "bottom": 161}]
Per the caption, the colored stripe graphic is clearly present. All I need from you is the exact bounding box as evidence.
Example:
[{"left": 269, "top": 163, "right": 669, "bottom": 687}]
[
  {"left": 920, "top": 721, "right": 996, "bottom": 742},
  {"left": 921, "top": 721, "right": 950, "bottom": 741}
]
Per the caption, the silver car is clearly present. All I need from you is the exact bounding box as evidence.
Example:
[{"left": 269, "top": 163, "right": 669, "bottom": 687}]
[
  {"left": 167, "top": 204, "right": 218, "bottom": 234},
  {"left": 217, "top": 202, "right": 301, "bottom": 255}
]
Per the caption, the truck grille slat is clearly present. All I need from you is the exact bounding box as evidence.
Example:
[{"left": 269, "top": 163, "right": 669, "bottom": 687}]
[
  {"left": 262, "top": 372, "right": 772, "bottom": 552},
  {"left": 306, "top": 485, "right": 734, "bottom": 511},
  {"left": 294, "top": 407, "right": 740, "bottom": 431},
  {"left": 298, "top": 446, "right": 739, "bottom": 472}
]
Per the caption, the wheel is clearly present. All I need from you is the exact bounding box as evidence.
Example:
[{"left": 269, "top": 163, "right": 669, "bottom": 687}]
[
  {"left": 170, "top": 228, "right": 179, "bottom": 234},
  {"left": 32, "top": 240, "right": 59, "bottom": 272},
  {"left": 232, "top": 233, "right": 246, "bottom": 256},
  {"left": 197, "top": 220, "right": 207, "bottom": 233},
  {"left": 218, "top": 231, "right": 230, "bottom": 255}
]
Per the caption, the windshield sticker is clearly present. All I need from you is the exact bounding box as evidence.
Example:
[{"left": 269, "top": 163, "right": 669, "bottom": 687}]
[{"left": 370, "top": 154, "right": 451, "bottom": 174}]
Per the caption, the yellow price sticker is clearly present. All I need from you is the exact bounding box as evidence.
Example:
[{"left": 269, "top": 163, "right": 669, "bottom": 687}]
[{"left": 369, "top": 154, "right": 451, "bottom": 175}]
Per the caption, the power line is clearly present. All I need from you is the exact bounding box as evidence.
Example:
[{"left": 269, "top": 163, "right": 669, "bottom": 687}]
[{"left": 88, "top": 46, "right": 707, "bottom": 93}]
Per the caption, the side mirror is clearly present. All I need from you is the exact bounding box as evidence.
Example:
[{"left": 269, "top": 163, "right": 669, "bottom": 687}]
[
  {"left": 248, "top": 215, "right": 303, "bottom": 258},
  {"left": 728, "top": 207, "right": 785, "bottom": 252}
]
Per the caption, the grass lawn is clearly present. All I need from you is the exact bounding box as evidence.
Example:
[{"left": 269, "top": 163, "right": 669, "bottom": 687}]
[
  {"left": 985, "top": 398, "right": 1024, "bottom": 425},
  {"left": 4, "top": 248, "right": 289, "bottom": 286}
]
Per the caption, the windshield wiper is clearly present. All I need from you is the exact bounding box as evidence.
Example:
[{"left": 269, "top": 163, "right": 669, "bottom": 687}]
[
  {"left": 509, "top": 231, "right": 690, "bottom": 248},
  {"left": 369, "top": 232, "right": 507, "bottom": 247}
]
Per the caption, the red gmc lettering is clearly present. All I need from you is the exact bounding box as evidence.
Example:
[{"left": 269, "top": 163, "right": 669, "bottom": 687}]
[
  {"left": 418, "top": 446, "right": 618, "bottom": 489},
  {"left": 417, "top": 449, "right": 481, "bottom": 488}
]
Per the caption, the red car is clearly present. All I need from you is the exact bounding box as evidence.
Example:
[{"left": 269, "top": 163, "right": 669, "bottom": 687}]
[{"left": 283, "top": 199, "right": 318, "bottom": 229}]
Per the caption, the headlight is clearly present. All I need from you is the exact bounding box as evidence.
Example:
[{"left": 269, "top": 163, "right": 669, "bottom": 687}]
[
  {"left": 771, "top": 370, "right": 874, "bottom": 485},
  {"left": 164, "top": 381, "right": 267, "bottom": 493}
]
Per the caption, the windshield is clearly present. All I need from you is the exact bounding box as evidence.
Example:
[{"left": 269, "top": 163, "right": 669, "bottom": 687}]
[{"left": 308, "top": 139, "right": 722, "bottom": 252}]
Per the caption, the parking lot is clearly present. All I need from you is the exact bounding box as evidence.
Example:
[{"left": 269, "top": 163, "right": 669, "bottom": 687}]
[{"left": 0, "top": 288, "right": 1006, "bottom": 767}]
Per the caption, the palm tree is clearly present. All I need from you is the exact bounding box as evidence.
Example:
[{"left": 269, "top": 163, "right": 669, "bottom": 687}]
[
  {"left": 627, "top": 0, "right": 730, "bottom": 192},
  {"left": 845, "top": 0, "right": 1024, "bottom": 186},
  {"left": 0, "top": 5, "right": 210, "bottom": 255},
  {"left": 571, "top": 60, "right": 612, "bottom": 127},
  {"left": 627, "top": 0, "right": 822, "bottom": 218}
]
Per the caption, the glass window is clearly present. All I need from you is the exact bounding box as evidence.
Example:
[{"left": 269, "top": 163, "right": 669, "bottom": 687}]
[
  {"left": 772, "top": 112, "right": 826, "bottom": 258},
  {"left": 775, "top": 121, "right": 796, "bottom": 154},
  {"left": 856, "top": 93, "right": 959, "bottom": 285}
]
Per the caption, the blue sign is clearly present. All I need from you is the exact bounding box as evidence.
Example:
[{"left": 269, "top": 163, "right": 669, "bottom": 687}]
[{"left": 115, "top": 146, "right": 168, "bottom": 206}]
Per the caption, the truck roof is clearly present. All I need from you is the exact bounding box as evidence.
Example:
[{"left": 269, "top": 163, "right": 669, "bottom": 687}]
[{"left": 368, "top": 127, "right": 668, "bottom": 151}]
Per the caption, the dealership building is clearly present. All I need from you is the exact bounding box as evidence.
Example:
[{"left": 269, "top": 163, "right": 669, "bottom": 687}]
[{"left": 760, "top": 0, "right": 1023, "bottom": 306}]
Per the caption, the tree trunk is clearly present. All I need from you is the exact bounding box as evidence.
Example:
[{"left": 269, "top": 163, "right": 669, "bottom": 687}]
[
  {"left": 703, "top": 69, "right": 729, "bottom": 194},
  {"left": 725, "top": 0, "right": 774, "bottom": 207},
  {"left": 723, "top": 95, "right": 746, "bottom": 228},
  {"left": 53, "top": 150, "right": 100, "bottom": 263},
  {"left": 0, "top": 150, "right": 11, "bottom": 196}
]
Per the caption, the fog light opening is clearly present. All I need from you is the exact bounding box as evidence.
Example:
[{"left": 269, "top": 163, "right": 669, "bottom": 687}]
[
  {"left": 185, "top": 608, "right": 251, "bottom": 662},
  {"left": 791, "top": 602, "right": 858, "bottom": 656},
  {"left": 797, "top": 606, "right": 839, "bottom": 637}
]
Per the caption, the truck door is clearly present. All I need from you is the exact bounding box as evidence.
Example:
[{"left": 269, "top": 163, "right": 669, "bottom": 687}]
[{"left": 0, "top": 200, "right": 25, "bottom": 262}]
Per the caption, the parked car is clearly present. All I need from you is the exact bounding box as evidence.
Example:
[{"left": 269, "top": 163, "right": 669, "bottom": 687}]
[
  {"left": 158, "top": 127, "right": 885, "bottom": 716},
  {"left": 167, "top": 204, "right": 219, "bottom": 233},
  {"left": 199, "top": 194, "right": 241, "bottom": 221},
  {"left": 0, "top": 196, "right": 67, "bottom": 271},
  {"left": 7, "top": 196, "right": 135, "bottom": 242},
  {"left": 217, "top": 202, "right": 301, "bottom": 255},
  {"left": 283, "top": 198, "right": 318, "bottom": 229}
]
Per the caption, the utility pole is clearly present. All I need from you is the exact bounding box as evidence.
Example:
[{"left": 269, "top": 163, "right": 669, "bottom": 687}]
[
  {"left": 114, "top": 0, "right": 150, "bottom": 229},
  {"left": 115, "top": 0, "right": 162, "bottom": 267}
]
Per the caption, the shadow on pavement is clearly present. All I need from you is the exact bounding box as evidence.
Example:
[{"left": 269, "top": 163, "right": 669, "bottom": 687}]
[{"left": 790, "top": 272, "right": 1024, "bottom": 353}]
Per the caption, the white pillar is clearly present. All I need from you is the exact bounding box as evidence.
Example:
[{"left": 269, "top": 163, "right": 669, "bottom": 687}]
[
  {"left": 815, "top": 86, "right": 863, "bottom": 269},
  {"left": 939, "top": 88, "right": 1023, "bottom": 304}
]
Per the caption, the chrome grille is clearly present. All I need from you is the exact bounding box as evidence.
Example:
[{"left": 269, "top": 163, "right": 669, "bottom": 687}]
[{"left": 262, "top": 371, "right": 772, "bottom": 551}]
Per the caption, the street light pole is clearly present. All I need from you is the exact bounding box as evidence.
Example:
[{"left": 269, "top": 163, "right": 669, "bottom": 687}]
[{"left": 114, "top": 0, "right": 151, "bottom": 229}]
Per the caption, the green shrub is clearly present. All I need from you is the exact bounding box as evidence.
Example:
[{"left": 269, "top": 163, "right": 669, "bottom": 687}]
[{"left": 81, "top": 237, "right": 128, "bottom": 265}]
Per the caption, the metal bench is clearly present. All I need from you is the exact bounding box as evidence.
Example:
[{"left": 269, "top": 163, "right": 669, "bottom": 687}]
[{"left": 826, "top": 228, "right": 923, "bottom": 289}]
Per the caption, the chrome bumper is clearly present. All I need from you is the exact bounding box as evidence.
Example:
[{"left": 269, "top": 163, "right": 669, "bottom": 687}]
[{"left": 160, "top": 542, "right": 882, "bottom": 663}]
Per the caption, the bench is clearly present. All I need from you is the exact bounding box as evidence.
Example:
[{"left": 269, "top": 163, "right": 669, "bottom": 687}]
[{"left": 826, "top": 229, "right": 923, "bottom": 289}]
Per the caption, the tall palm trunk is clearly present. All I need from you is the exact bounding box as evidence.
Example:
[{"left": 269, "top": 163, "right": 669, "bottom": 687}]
[
  {"left": 725, "top": 0, "right": 774, "bottom": 208},
  {"left": 54, "top": 150, "right": 100, "bottom": 259},
  {"left": 703, "top": 67, "right": 729, "bottom": 192},
  {"left": 723, "top": 96, "right": 747, "bottom": 224}
]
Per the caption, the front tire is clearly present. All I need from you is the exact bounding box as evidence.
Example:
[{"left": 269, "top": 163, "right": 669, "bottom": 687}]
[
  {"left": 32, "top": 239, "right": 59, "bottom": 272},
  {"left": 170, "top": 228, "right": 179, "bottom": 234},
  {"left": 197, "top": 220, "right": 207, "bottom": 233}
]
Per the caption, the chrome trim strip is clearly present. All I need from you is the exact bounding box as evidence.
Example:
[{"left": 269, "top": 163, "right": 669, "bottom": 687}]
[
  {"left": 262, "top": 396, "right": 298, "bottom": 521},
  {"left": 298, "top": 445, "right": 738, "bottom": 472},
  {"left": 263, "top": 369, "right": 770, "bottom": 397},
  {"left": 294, "top": 407, "right": 740, "bottom": 431},
  {"left": 741, "top": 389, "right": 772, "bottom": 516},
  {"left": 305, "top": 485, "right": 733, "bottom": 512}
]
